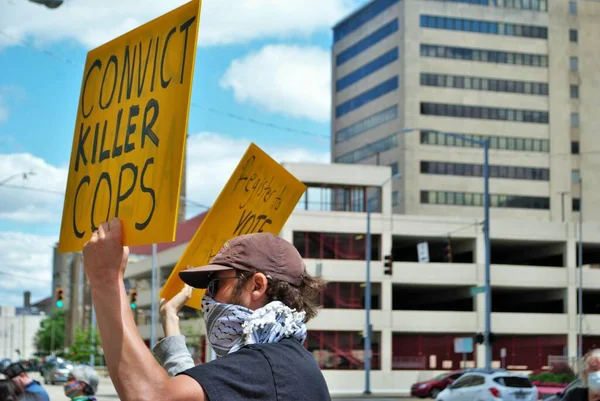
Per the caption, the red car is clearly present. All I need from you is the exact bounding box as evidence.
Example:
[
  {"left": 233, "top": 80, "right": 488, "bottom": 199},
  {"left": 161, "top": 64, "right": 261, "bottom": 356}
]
[{"left": 411, "top": 371, "right": 464, "bottom": 398}]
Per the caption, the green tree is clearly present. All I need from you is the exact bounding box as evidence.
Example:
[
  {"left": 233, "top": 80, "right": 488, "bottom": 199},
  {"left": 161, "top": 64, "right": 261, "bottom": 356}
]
[
  {"left": 34, "top": 310, "right": 66, "bottom": 354},
  {"left": 67, "top": 327, "right": 103, "bottom": 364}
]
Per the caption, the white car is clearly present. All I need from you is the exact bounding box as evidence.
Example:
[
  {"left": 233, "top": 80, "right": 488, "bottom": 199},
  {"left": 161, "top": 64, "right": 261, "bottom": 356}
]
[{"left": 436, "top": 369, "right": 538, "bottom": 401}]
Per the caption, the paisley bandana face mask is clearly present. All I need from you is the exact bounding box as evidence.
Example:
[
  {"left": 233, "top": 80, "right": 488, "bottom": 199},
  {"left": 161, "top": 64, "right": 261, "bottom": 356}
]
[{"left": 202, "top": 294, "right": 307, "bottom": 358}]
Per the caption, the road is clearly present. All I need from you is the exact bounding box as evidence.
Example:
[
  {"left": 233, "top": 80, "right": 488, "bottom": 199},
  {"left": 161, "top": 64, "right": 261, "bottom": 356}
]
[{"left": 32, "top": 372, "right": 423, "bottom": 400}]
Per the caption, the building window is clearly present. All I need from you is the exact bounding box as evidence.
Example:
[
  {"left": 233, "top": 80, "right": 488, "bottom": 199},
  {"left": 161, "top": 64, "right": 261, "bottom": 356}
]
[
  {"left": 571, "top": 112, "right": 580, "bottom": 128},
  {"left": 420, "top": 15, "right": 547, "bottom": 39},
  {"left": 420, "top": 130, "right": 549, "bottom": 152},
  {"left": 420, "top": 44, "right": 548, "bottom": 68},
  {"left": 570, "top": 29, "right": 578, "bottom": 43},
  {"left": 421, "top": 161, "right": 549, "bottom": 181},
  {"left": 293, "top": 231, "right": 382, "bottom": 261},
  {"left": 307, "top": 331, "right": 381, "bottom": 370},
  {"left": 320, "top": 282, "right": 381, "bottom": 310},
  {"left": 571, "top": 141, "right": 580, "bottom": 154},
  {"left": 336, "top": 76, "right": 399, "bottom": 118},
  {"left": 573, "top": 198, "right": 581, "bottom": 212},
  {"left": 335, "top": 133, "right": 399, "bottom": 163},
  {"left": 569, "top": 1, "right": 577, "bottom": 15},
  {"left": 337, "top": 48, "right": 399, "bottom": 92},
  {"left": 494, "top": 0, "right": 548, "bottom": 11},
  {"left": 572, "top": 169, "right": 581, "bottom": 184},
  {"left": 570, "top": 57, "right": 579, "bottom": 72},
  {"left": 389, "top": 162, "right": 399, "bottom": 175},
  {"left": 337, "top": 19, "right": 399, "bottom": 66},
  {"left": 392, "top": 190, "right": 399, "bottom": 206},
  {"left": 420, "top": 73, "right": 548, "bottom": 96},
  {"left": 420, "top": 102, "right": 549, "bottom": 124},
  {"left": 333, "top": 0, "right": 399, "bottom": 42},
  {"left": 570, "top": 85, "right": 579, "bottom": 99},
  {"left": 297, "top": 186, "right": 371, "bottom": 212},
  {"left": 335, "top": 105, "right": 398, "bottom": 144},
  {"left": 421, "top": 190, "right": 550, "bottom": 210}
]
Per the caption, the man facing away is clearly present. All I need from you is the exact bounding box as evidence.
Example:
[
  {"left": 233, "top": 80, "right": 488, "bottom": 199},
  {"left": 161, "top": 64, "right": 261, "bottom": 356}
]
[
  {"left": 82, "top": 217, "right": 331, "bottom": 401},
  {"left": 3, "top": 362, "right": 50, "bottom": 401}
]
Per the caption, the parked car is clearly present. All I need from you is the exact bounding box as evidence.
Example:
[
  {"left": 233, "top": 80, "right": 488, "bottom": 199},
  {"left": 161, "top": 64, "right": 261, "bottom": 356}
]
[
  {"left": 436, "top": 369, "right": 538, "bottom": 401},
  {"left": 42, "top": 358, "right": 73, "bottom": 385},
  {"left": 411, "top": 371, "right": 465, "bottom": 398},
  {"left": 544, "top": 379, "right": 581, "bottom": 401}
]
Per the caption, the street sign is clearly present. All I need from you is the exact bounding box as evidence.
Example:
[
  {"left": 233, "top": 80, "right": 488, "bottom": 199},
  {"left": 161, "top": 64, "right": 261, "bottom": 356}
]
[
  {"left": 470, "top": 286, "right": 486, "bottom": 296},
  {"left": 417, "top": 242, "right": 430, "bottom": 263},
  {"left": 454, "top": 337, "right": 474, "bottom": 354}
]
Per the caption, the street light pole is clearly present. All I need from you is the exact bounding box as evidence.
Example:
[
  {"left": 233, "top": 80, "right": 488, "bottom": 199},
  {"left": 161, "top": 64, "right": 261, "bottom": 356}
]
[
  {"left": 578, "top": 177, "right": 583, "bottom": 361},
  {"left": 396, "top": 128, "right": 492, "bottom": 368},
  {"left": 365, "top": 172, "right": 400, "bottom": 395}
]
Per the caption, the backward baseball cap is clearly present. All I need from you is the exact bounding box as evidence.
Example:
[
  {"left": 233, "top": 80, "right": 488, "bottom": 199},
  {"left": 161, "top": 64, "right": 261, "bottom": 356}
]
[{"left": 179, "top": 232, "right": 305, "bottom": 289}]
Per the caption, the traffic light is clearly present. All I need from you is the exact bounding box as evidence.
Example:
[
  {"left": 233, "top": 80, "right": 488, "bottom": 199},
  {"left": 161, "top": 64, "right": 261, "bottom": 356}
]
[
  {"left": 443, "top": 237, "right": 453, "bottom": 263},
  {"left": 129, "top": 289, "right": 137, "bottom": 309},
  {"left": 383, "top": 254, "right": 393, "bottom": 275},
  {"left": 55, "top": 287, "right": 64, "bottom": 308}
]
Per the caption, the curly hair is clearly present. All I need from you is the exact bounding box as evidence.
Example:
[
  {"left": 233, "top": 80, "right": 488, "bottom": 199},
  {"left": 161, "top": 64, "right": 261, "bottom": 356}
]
[{"left": 232, "top": 269, "right": 326, "bottom": 322}]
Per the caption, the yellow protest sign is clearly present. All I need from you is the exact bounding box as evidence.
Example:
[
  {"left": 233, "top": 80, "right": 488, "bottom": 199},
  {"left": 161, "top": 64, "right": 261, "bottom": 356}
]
[
  {"left": 160, "top": 143, "right": 307, "bottom": 309},
  {"left": 58, "top": 0, "right": 202, "bottom": 253}
]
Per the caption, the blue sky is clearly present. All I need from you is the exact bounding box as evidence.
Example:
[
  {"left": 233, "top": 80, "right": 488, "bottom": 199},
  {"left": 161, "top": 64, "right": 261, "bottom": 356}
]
[{"left": 0, "top": 0, "right": 366, "bottom": 306}]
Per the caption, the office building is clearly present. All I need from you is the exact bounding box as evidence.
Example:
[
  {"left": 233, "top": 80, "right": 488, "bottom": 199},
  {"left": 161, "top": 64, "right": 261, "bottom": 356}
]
[
  {"left": 125, "top": 162, "right": 600, "bottom": 393},
  {"left": 331, "top": 0, "right": 600, "bottom": 223}
]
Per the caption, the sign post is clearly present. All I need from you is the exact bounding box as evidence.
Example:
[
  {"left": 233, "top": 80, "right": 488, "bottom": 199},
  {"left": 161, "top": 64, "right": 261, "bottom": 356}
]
[
  {"left": 454, "top": 337, "right": 474, "bottom": 369},
  {"left": 58, "top": 0, "right": 202, "bottom": 252},
  {"left": 160, "top": 143, "right": 307, "bottom": 308}
]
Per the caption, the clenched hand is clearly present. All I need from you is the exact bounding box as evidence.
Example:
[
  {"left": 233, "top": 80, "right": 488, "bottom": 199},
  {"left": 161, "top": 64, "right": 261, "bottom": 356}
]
[{"left": 83, "top": 217, "right": 130, "bottom": 285}]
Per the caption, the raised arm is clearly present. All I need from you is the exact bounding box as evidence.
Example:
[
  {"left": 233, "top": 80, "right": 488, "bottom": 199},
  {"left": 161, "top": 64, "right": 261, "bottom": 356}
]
[{"left": 83, "top": 218, "right": 204, "bottom": 401}]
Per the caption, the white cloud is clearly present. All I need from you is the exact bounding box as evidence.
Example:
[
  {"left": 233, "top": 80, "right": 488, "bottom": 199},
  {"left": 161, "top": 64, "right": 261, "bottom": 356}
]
[
  {"left": 184, "top": 132, "right": 330, "bottom": 213},
  {"left": 0, "top": 231, "right": 56, "bottom": 306},
  {"left": 220, "top": 45, "right": 331, "bottom": 122},
  {"left": 0, "top": 152, "right": 67, "bottom": 223},
  {"left": 0, "top": 0, "right": 358, "bottom": 50},
  {"left": 0, "top": 85, "right": 25, "bottom": 123}
]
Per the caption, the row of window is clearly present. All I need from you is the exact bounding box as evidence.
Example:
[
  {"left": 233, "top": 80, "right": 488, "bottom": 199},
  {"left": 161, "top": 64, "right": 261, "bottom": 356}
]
[
  {"left": 420, "top": 15, "right": 547, "bottom": 39},
  {"left": 336, "top": 76, "right": 398, "bottom": 118},
  {"left": 421, "top": 44, "right": 548, "bottom": 68},
  {"left": 421, "top": 102, "right": 549, "bottom": 124},
  {"left": 335, "top": 105, "right": 398, "bottom": 144},
  {"left": 421, "top": 130, "right": 550, "bottom": 153},
  {"left": 420, "top": 73, "right": 549, "bottom": 96},
  {"left": 333, "top": 0, "right": 398, "bottom": 43},
  {"left": 337, "top": 48, "right": 399, "bottom": 92},
  {"left": 421, "top": 190, "right": 550, "bottom": 210},
  {"left": 427, "top": 0, "right": 548, "bottom": 11},
  {"left": 421, "top": 161, "right": 550, "bottom": 181},
  {"left": 337, "top": 19, "right": 398, "bottom": 66},
  {"left": 335, "top": 133, "right": 398, "bottom": 164}
]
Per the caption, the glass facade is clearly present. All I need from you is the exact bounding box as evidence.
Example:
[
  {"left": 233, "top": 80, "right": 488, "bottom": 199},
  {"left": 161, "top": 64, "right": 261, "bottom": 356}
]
[
  {"left": 421, "top": 44, "right": 548, "bottom": 68},
  {"left": 426, "top": 0, "right": 548, "bottom": 10},
  {"left": 337, "top": 47, "right": 399, "bottom": 92},
  {"left": 420, "top": 73, "right": 548, "bottom": 96},
  {"left": 335, "top": 133, "right": 398, "bottom": 163},
  {"left": 333, "top": 0, "right": 399, "bottom": 43},
  {"left": 421, "top": 102, "right": 549, "bottom": 124},
  {"left": 421, "top": 130, "right": 549, "bottom": 152},
  {"left": 337, "top": 19, "right": 399, "bottom": 66},
  {"left": 336, "top": 76, "right": 399, "bottom": 118},
  {"left": 335, "top": 105, "right": 398, "bottom": 144},
  {"left": 421, "top": 190, "right": 550, "bottom": 210},
  {"left": 420, "top": 15, "right": 547, "bottom": 39},
  {"left": 421, "top": 161, "right": 549, "bottom": 181}
]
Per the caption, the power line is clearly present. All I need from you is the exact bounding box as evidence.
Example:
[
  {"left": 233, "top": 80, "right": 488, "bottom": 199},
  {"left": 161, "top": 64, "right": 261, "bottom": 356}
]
[{"left": 0, "top": 27, "right": 331, "bottom": 141}]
